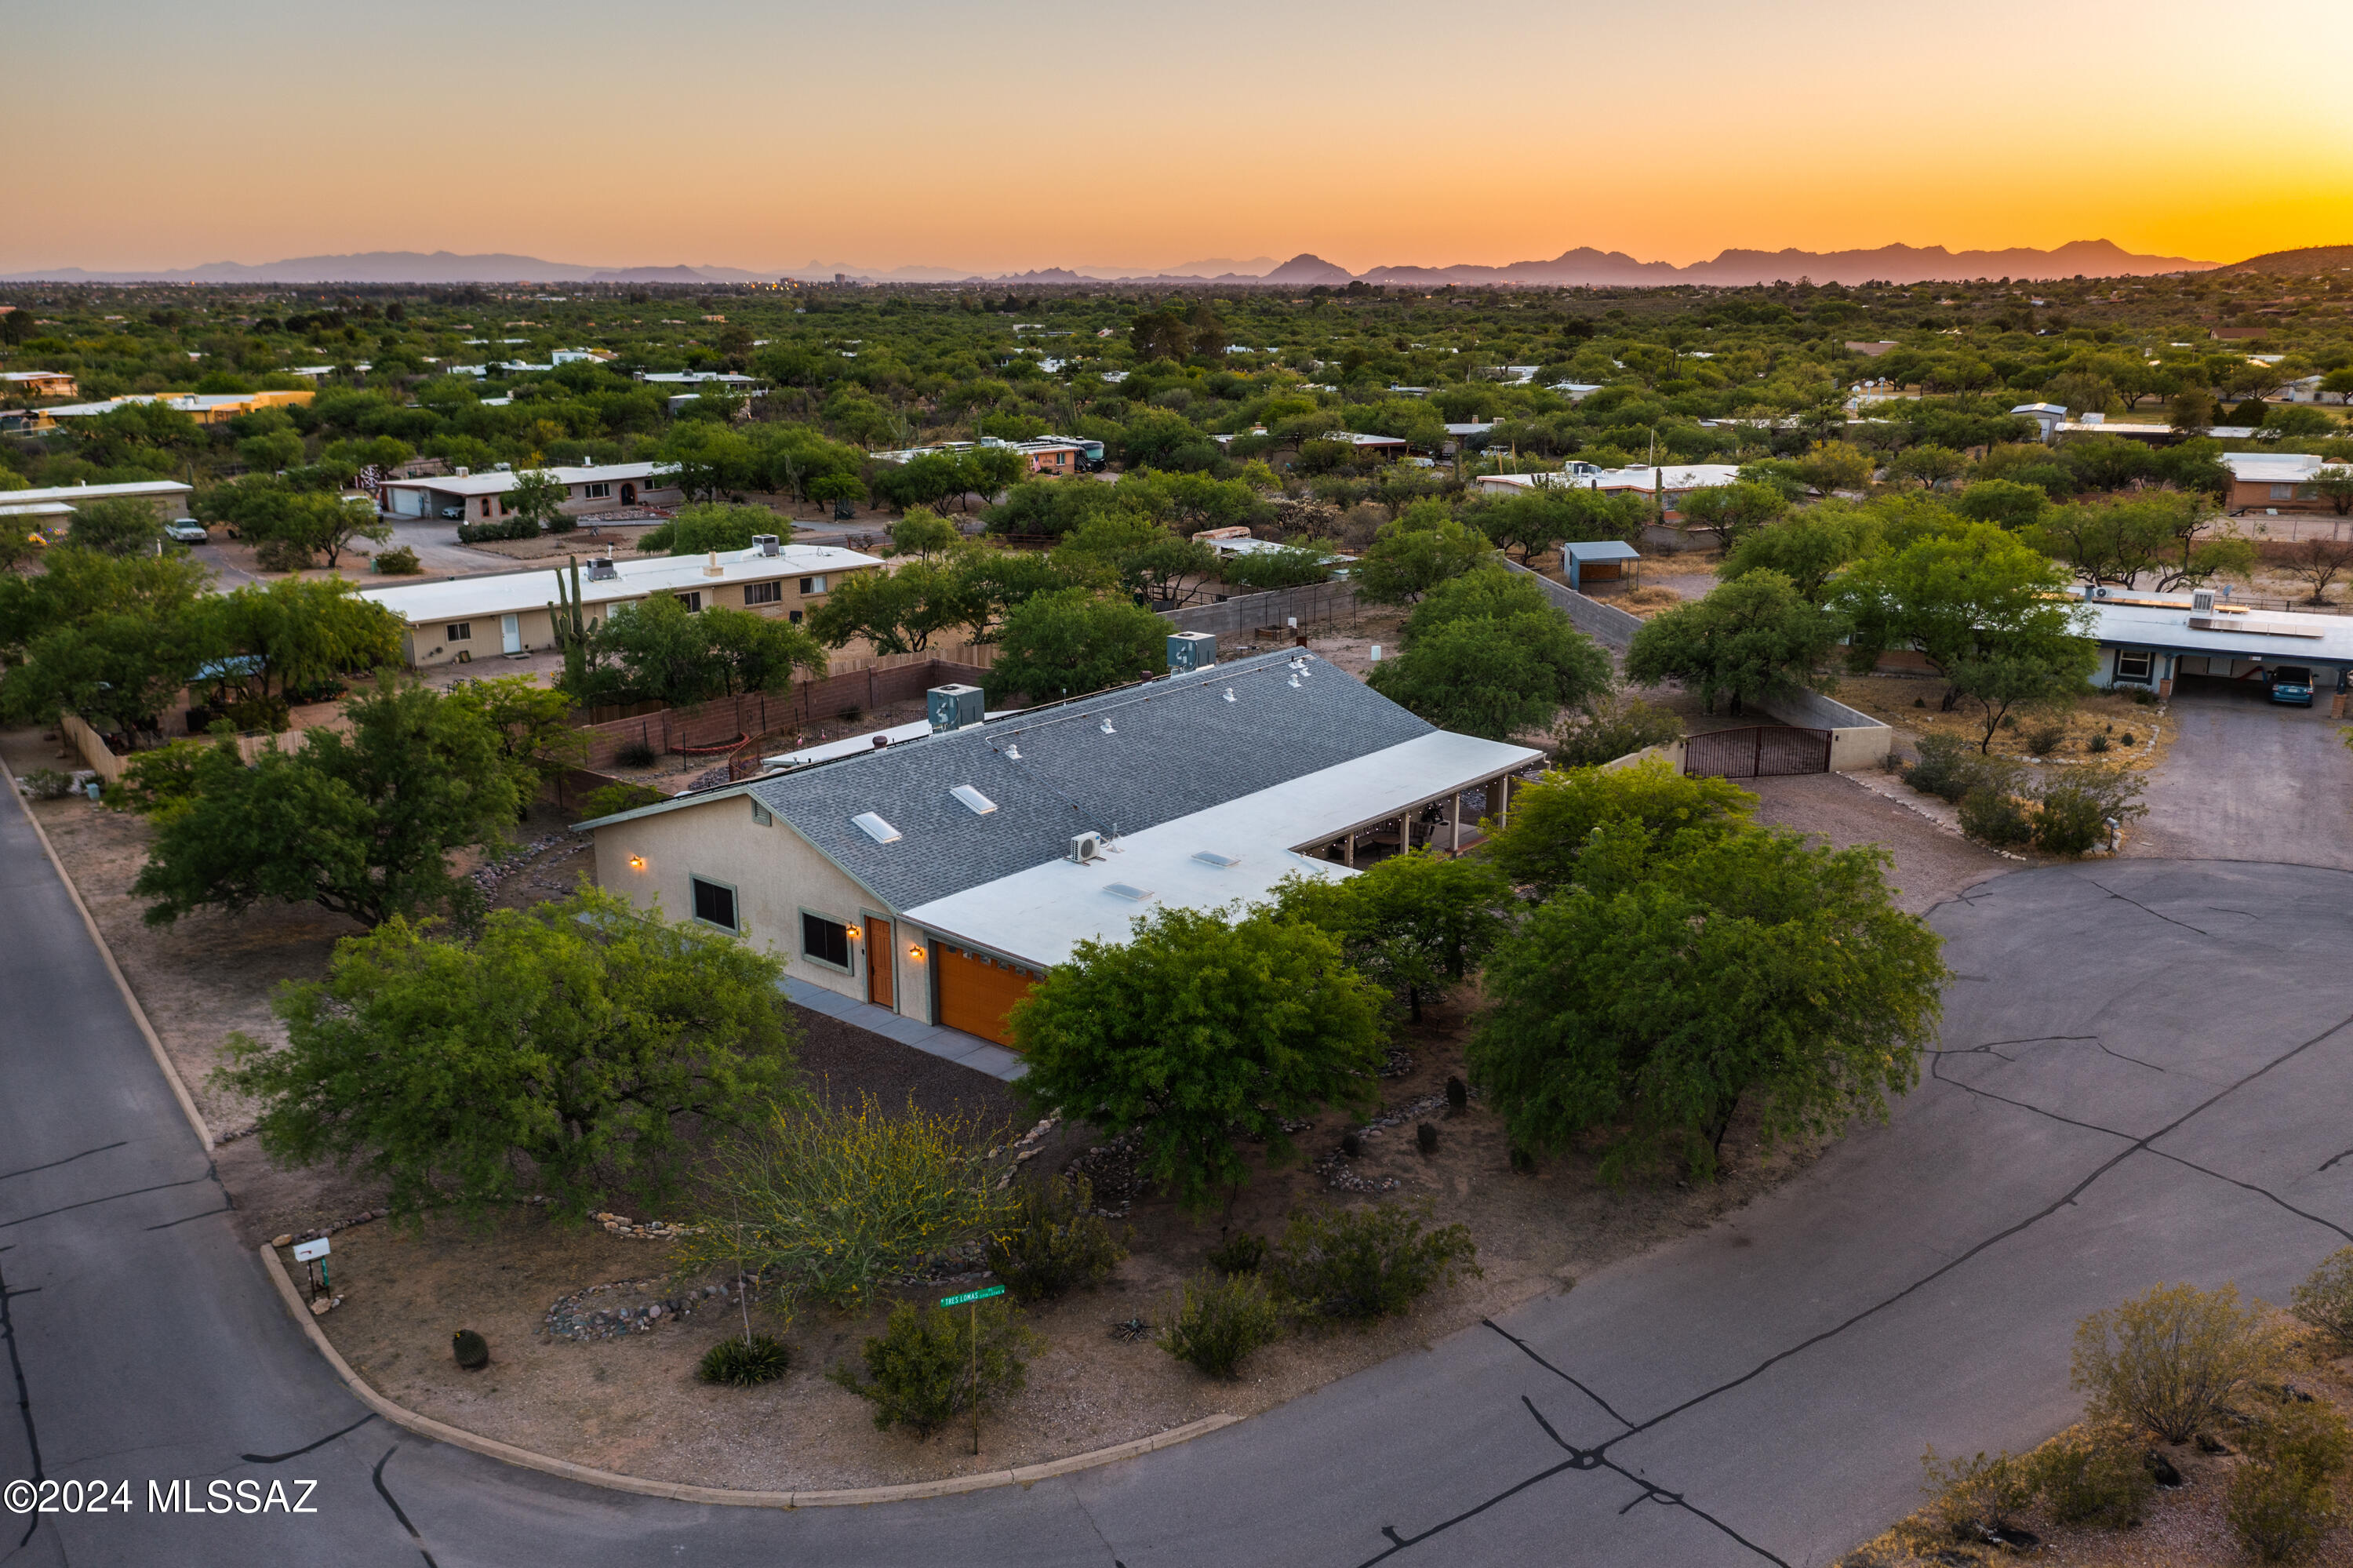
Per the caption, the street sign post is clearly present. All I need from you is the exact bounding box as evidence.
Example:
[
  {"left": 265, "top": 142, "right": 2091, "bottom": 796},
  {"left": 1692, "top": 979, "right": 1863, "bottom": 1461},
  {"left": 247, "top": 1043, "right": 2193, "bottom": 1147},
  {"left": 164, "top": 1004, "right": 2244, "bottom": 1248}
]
[{"left": 939, "top": 1285, "right": 1006, "bottom": 1454}]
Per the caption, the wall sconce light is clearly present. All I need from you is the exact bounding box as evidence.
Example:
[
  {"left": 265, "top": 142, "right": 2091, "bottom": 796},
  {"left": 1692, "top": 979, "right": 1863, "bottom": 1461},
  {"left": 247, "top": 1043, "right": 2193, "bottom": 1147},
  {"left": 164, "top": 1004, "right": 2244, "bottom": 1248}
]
[
  {"left": 846, "top": 925, "right": 862, "bottom": 940},
  {"left": 907, "top": 943, "right": 924, "bottom": 962},
  {"left": 627, "top": 855, "right": 646, "bottom": 871}
]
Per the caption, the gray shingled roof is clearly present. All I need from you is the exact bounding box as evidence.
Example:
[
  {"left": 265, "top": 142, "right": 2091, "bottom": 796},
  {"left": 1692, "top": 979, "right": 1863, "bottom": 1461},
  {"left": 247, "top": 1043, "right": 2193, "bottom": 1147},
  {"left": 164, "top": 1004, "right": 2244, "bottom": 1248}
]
[{"left": 745, "top": 650, "right": 1431, "bottom": 910}]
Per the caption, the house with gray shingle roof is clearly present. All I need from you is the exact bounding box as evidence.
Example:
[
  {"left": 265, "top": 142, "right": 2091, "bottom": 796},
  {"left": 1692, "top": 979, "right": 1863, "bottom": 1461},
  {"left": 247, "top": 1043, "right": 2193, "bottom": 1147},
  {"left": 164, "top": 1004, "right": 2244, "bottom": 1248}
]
[{"left": 574, "top": 644, "right": 1541, "bottom": 1050}]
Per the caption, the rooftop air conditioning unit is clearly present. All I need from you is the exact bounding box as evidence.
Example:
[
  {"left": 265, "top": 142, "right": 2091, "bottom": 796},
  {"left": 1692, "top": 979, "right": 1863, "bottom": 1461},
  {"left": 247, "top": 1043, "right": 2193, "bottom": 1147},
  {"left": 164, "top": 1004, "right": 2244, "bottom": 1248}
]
[
  {"left": 1069, "top": 830, "right": 1104, "bottom": 864},
  {"left": 1167, "top": 631, "right": 1217, "bottom": 672},
  {"left": 752, "top": 533, "right": 780, "bottom": 557},
  {"left": 928, "top": 683, "right": 985, "bottom": 733},
  {"left": 2192, "top": 588, "right": 2215, "bottom": 614},
  {"left": 493, "top": 461, "right": 512, "bottom": 471},
  {"left": 585, "top": 556, "right": 619, "bottom": 580}
]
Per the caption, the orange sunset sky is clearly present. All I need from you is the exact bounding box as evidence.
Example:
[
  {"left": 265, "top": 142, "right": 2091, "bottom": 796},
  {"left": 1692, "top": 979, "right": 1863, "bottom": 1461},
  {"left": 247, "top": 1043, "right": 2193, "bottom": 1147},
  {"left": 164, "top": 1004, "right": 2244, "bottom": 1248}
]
[{"left": 9, "top": 0, "right": 2351, "bottom": 276}]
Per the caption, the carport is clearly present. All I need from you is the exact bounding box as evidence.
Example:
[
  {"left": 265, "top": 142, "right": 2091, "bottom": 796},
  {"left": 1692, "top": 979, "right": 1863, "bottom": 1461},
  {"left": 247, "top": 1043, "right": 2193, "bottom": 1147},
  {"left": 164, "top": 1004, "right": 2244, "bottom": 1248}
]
[{"left": 2076, "top": 588, "right": 2353, "bottom": 717}]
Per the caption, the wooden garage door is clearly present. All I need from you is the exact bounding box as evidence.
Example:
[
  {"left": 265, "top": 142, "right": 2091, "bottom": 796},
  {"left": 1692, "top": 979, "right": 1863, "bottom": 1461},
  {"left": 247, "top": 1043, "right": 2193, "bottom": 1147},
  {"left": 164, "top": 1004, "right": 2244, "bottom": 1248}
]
[{"left": 936, "top": 943, "right": 1040, "bottom": 1049}]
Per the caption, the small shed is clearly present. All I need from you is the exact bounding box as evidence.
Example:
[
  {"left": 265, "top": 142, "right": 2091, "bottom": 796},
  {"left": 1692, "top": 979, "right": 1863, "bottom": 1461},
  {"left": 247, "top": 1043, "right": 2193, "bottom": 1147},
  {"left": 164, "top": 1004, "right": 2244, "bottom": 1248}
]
[{"left": 1562, "top": 539, "right": 1640, "bottom": 592}]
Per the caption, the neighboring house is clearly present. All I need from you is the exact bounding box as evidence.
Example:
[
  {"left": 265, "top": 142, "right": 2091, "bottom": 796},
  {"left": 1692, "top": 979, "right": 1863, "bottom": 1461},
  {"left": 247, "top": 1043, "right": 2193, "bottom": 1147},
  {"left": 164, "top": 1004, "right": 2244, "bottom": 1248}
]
[
  {"left": 355, "top": 538, "right": 884, "bottom": 667},
  {"left": 1477, "top": 462, "right": 1741, "bottom": 523},
  {"left": 0, "top": 478, "right": 195, "bottom": 522},
  {"left": 38, "top": 389, "right": 314, "bottom": 426},
  {"left": 633, "top": 371, "right": 761, "bottom": 392},
  {"left": 378, "top": 460, "right": 685, "bottom": 522},
  {"left": 2072, "top": 586, "right": 2353, "bottom": 712},
  {"left": 2220, "top": 452, "right": 2330, "bottom": 514},
  {"left": 0, "top": 370, "right": 78, "bottom": 399},
  {"left": 576, "top": 646, "right": 1543, "bottom": 1047},
  {"left": 2012, "top": 402, "right": 2070, "bottom": 441},
  {"left": 1015, "top": 438, "right": 1088, "bottom": 475},
  {"left": 1845, "top": 341, "right": 1901, "bottom": 358}
]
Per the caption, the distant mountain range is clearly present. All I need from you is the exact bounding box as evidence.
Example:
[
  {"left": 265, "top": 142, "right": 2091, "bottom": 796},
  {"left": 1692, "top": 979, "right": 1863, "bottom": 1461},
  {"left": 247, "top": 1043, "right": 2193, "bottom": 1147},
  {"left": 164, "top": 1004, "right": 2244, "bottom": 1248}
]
[
  {"left": 0, "top": 251, "right": 771, "bottom": 285},
  {"left": 1, "top": 239, "right": 2225, "bottom": 288}
]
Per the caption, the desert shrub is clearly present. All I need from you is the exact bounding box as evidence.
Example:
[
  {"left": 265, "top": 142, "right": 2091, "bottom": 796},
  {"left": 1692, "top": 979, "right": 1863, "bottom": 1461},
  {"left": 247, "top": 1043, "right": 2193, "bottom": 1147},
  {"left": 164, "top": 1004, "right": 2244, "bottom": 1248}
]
[
  {"left": 372, "top": 545, "right": 423, "bottom": 575},
  {"left": 1551, "top": 694, "right": 1682, "bottom": 769},
  {"left": 1416, "top": 1122, "right": 1440, "bottom": 1154},
  {"left": 1914, "top": 1446, "right": 2031, "bottom": 1543},
  {"left": 254, "top": 534, "right": 315, "bottom": 573},
  {"left": 2025, "top": 720, "right": 2068, "bottom": 757},
  {"left": 1206, "top": 1231, "right": 1267, "bottom": 1275},
  {"left": 2028, "top": 1424, "right": 2153, "bottom": 1527},
  {"left": 18, "top": 767, "right": 76, "bottom": 800},
  {"left": 1446, "top": 1075, "right": 1468, "bottom": 1111},
  {"left": 1958, "top": 787, "right": 2033, "bottom": 847},
  {"left": 1905, "top": 732, "right": 2019, "bottom": 805},
  {"left": 2229, "top": 1462, "right": 2339, "bottom": 1563},
  {"left": 2290, "top": 1247, "right": 2353, "bottom": 1348},
  {"left": 2120, "top": 730, "right": 2137, "bottom": 746},
  {"left": 613, "top": 739, "right": 660, "bottom": 769},
  {"left": 2071, "top": 1282, "right": 2286, "bottom": 1443},
  {"left": 456, "top": 513, "right": 539, "bottom": 544},
  {"left": 1159, "top": 1270, "right": 1286, "bottom": 1379},
  {"left": 2228, "top": 1402, "right": 2353, "bottom": 1563},
  {"left": 1267, "top": 1201, "right": 1480, "bottom": 1322},
  {"left": 2034, "top": 766, "right": 2147, "bottom": 857},
  {"left": 676, "top": 1094, "right": 1011, "bottom": 1312},
  {"left": 827, "top": 1300, "right": 1036, "bottom": 1439},
  {"left": 698, "top": 1333, "right": 792, "bottom": 1387},
  {"left": 574, "top": 781, "right": 666, "bottom": 822},
  {"left": 2086, "top": 732, "right": 2111, "bottom": 754},
  {"left": 982, "top": 1176, "right": 1127, "bottom": 1304},
  {"left": 451, "top": 1328, "right": 489, "bottom": 1369}
]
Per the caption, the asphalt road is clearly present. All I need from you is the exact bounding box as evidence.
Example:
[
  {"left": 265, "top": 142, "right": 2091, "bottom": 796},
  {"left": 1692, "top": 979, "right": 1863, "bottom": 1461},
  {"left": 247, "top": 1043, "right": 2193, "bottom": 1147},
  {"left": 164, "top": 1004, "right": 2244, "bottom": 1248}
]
[
  {"left": 8, "top": 762, "right": 2352, "bottom": 1564},
  {"left": 2132, "top": 676, "right": 2353, "bottom": 868}
]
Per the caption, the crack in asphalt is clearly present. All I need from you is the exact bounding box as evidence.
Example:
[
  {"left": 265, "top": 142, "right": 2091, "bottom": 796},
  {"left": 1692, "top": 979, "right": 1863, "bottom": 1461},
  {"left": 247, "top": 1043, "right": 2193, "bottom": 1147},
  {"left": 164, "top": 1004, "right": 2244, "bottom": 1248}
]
[
  {"left": 144, "top": 1205, "right": 233, "bottom": 1231},
  {"left": 2074, "top": 873, "right": 2213, "bottom": 937},
  {"left": 0, "top": 1144, "right": 127, "bottom": 1186},
  {"left": 2322, "top": 1147, "right": 2353, "bottom": 1174},
  {"left": 1385, "top": 1002, "right": 2353, "bottom": 1566},
  {"left": 1358, "top": 1394, "right": 1790, "bottom": 1568},
  {"left": 2097, "top": 1040, "right": 2167, "bottom": 1072},
  {"left": 243, "top": 1412, "right": 376, "bottom": 1464},
  {"left": 0, "top": 1245, "right": 40, "bottom": 1553},
  {"left": 372, "top": 1445, "right": 440, "bottom": 1568}
]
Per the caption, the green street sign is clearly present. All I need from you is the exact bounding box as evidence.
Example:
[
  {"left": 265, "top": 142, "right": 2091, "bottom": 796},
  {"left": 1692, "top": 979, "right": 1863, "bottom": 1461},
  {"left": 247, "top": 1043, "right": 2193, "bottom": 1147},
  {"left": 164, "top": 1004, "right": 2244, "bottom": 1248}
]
[{"left": 940, "top": 1285, "right": 1006, "bottom": 1308}]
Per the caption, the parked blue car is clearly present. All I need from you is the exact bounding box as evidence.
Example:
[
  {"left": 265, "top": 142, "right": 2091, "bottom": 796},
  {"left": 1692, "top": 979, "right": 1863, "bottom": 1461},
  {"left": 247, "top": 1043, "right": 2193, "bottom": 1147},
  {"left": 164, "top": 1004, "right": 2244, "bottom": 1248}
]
[{"left": 2268, "top": 665, "right": 2315, "bottom": 707}]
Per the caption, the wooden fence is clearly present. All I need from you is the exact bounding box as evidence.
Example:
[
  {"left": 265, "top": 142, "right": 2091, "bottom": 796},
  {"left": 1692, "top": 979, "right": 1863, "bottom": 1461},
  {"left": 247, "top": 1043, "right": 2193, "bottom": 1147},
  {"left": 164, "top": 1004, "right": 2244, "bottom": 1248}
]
[{"left": 573, "top": 657, "right": 992, "bottom": 769}]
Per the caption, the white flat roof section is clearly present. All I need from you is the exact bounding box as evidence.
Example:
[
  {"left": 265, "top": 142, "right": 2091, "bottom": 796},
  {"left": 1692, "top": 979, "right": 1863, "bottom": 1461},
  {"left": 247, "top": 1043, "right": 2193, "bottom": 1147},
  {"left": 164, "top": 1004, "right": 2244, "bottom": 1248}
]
[
  {"left": 0, "top": 479, "right": 194, "bottom": 507},
  {"left": 378, "top": 461, "right": 679, "bottom": 500},
  {"left": 2077, "top": 591, "right": 2353, "bottom": 664},
  {"left": 356, "top": 543, "right": 883, "bottom": 624},
  {"left": 902, "top": 729, "right": 1540, "bottom": 969},
  {"left": 2220, "top": 452, "right": 2324, "bottom": 484}
]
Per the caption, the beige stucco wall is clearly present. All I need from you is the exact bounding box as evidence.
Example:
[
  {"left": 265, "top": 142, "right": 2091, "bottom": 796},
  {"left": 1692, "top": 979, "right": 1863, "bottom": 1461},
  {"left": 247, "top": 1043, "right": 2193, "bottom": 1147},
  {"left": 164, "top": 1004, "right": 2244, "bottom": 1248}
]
[{"left": 587, "top": 792, "right": 933, "bottom": 1024}]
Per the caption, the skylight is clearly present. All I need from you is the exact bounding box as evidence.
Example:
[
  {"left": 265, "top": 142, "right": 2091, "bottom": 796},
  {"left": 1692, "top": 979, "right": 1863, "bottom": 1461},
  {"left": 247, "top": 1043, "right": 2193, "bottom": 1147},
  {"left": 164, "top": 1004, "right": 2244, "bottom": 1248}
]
[
  {"left": 851, "top": 812, "right": 902, "bottom": 844},
  {"left": 951, "top": 785, "right": 997, "bottom": 816},
  {"left": 1193, "top": 851, "right": 1242, "bottom": 868},
  {"left": 1104, "top": 883, "right": 1156, "bottom": 902}
]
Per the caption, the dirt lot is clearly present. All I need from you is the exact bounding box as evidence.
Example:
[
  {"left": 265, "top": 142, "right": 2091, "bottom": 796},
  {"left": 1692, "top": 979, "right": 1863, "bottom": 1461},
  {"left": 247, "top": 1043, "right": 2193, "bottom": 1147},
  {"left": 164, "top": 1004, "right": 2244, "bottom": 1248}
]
[
  {"left": 292, "top": 989, "right": 1826, "bottom": 1490},
  {"left": 1831, "top": 672, "right": 2176, "bottom": 773}
]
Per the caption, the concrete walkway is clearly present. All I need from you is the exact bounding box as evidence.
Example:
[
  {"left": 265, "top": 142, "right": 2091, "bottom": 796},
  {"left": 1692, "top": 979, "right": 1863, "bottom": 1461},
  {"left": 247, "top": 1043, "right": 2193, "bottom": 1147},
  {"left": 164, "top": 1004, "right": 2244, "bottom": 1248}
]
[{"left": 781, "top": 975, "right": 1026, "bottom": 1080}]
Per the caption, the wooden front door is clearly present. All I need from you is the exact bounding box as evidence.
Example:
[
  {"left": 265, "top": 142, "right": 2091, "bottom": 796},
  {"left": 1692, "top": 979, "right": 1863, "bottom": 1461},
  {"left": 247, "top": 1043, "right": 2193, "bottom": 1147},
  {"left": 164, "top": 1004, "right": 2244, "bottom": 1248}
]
[{"left": 864, "top": 917, "right": 893, "bottom": 1008}]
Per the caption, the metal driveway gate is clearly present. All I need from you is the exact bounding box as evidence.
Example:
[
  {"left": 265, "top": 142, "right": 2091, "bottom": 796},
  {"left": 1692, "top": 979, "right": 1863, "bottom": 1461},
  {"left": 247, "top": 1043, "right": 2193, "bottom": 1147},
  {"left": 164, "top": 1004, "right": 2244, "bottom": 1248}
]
[{"left": 1684, "top": 725, "right": 1832, "bottom": 779}]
